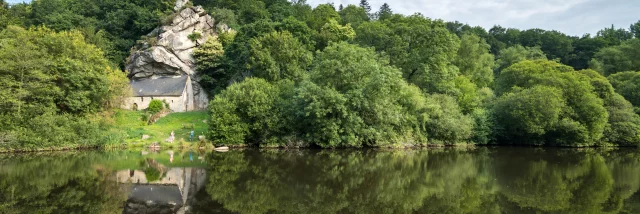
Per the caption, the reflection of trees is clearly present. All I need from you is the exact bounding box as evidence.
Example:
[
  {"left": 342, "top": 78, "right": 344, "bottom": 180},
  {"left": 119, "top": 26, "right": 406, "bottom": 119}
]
[
  {"left": 205, "top": 149, "right": 500, "bottom": 214},
  {"left": 2, "top": 149, "right": 640, "bottom": 214},
  {"left": 0, "top": 153, "right": 127, "bottom": 214},
  {"left": 496, "top": 149, "right": 640, "bottom": 214},
  {"left": 204, "top": 148, "right": 640, "bottom": 214}
]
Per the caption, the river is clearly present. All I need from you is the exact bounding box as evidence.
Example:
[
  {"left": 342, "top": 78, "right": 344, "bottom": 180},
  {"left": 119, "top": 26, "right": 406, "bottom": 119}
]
[{"left": 1, "top": 147, "right": 640, "bottom": 213}]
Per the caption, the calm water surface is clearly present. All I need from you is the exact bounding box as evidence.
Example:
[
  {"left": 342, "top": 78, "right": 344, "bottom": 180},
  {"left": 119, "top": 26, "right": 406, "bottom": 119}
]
[{"left": 1, "top": 147, "right": 640, "bottom": 213}]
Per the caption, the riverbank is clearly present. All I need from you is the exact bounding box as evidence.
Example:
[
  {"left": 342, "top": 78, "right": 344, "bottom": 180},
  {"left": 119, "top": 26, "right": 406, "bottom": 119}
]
[
  {"left": 0, "top": 110, "right": 212, "bottom": 153},
  {"left": 111, "top": 110, "right": 211, "bottom": 148}
]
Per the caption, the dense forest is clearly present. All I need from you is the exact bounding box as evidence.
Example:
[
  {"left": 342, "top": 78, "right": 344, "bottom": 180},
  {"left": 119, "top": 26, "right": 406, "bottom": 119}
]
[{"left": 1, "top": 0, "right": 640, "bottom": 149}]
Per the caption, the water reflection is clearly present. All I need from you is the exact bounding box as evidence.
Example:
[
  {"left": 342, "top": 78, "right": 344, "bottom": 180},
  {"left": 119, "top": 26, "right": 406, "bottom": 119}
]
[
  {"left": 200, "top": 148, "right": 640, "bottom": 214},
  {"left": 1, "top": 148, "right": 640, "bottom": 213}
]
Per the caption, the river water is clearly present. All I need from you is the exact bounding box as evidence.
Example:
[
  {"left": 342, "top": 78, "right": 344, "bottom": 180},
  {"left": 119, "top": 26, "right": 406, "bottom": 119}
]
[{"left": 1, "top": 147, "right": 640, "bottom": 213}]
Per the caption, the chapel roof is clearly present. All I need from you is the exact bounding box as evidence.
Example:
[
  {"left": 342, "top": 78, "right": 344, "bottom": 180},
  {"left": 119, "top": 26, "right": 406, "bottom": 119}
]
[{"left": 131, "top": 76, "right": 188, "bottom": 97}]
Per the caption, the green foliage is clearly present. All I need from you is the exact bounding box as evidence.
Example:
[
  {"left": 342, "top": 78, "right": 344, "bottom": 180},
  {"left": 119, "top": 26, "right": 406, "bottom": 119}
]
[
  {"left": 147, "top": 100, "right": 164, "bottom": 113},
  {"left": 194, "top": 37, "right": 225, "bottom": 71},
  {"left": 0, "top": 1, "right": 24, "bottom": 30},
  {"left": 193, "top": 37, "right": 227, "bottom": 94},
  {"left": 208, "top": 78, "right": 292, "bottom": 146},
  {"left": 208, "top": 43, "right": 475, "bottom": 147},
  {"left": 275, "top": 17, "right": 315, "bottom": 49},
  {"left": 632, "top": 21, "right": 640, "bottom": 39},
  {"left": 454, "top": 34, "right": 495, "bottom": 88},
  {"left": 316, "top": 19, "right": 355, "bottom": 50},
  {"left": 608, "top": 71, "right": 640, "bottom": 107},
  {"left": 495, "top": 45, "right": 547, "bottom": 73},
  {"left": 591, "top": 39, "right": 640, "bottom": 76},
  {"left": 495, "top": 60, "right": 612, "bottom": 146},
  {"left": 339, "top": 4, "right": 369, "bottom": 28},
  {"left": 25, "top": 0, "right": 175, "bottom": 66},
  {"left": 3, "top": 1, "right": 640, "bottom": 147},
  {"left": 493, "top": 86, "right": 566, "bottom": 145},
  {"left": 355, "top": 14, "right": 460, "bottom": 93},
  {"left": 376, "top": 3, "right": 393, "bottom": 20},
  {"left": 187, "top": 31, "right": 203, "bottom": 42},
  {"left": 0, "top": 26, "right": 128, "bottom": 150},
  {"left": 218, "top": 29, "right": 237, "bottom": 48},
  {"left": 209, "top": 7, "right": 238, "bottom": 27},
  {"left": 249, "top": 31, "right": 312, "bottom": 81},
  {"left": 308, "top": 4, "right": 340, "bottom": 31}
]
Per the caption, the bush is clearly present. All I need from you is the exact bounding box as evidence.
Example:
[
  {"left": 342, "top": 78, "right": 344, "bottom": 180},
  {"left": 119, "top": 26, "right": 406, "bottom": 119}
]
[
  {"left": 493, "top": 86, "right": 566, "bottom": 145},
  {"left": 147, "top": 100, "right": 164, "bottom": 113},
  {"left": 188, "top": 32, "right": 203, "bottom": 42},
  {"left": 494, "top": 60, "right": 609, "bottom": 146},
  {"left": 207, "top": 43, "right": 475, "bottom": 148}
]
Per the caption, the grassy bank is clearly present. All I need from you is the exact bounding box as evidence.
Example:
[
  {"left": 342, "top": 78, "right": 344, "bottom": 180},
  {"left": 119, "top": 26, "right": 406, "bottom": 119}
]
[{"left": 111, "top": 110, "right": 211, "bottom": 148}]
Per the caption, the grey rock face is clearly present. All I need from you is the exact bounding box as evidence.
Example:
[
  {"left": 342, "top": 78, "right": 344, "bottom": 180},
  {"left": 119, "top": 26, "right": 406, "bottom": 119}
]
[{"left": 126, "top": 5, "right": 215, "bottom": 110}]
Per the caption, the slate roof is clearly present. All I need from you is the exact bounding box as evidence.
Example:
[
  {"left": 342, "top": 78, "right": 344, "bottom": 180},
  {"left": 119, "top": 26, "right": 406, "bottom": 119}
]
[
  {"left": 131, "top": 76, "right": 188, "bottom": 97},
  {"left": 128, "top": 184, "right": 184, "bottom": 205}
]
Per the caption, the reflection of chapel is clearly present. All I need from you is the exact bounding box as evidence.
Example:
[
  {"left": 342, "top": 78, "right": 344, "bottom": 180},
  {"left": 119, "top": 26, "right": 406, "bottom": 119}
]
[
  {"left": 116, "top": 167, "right": 207, "bottom": 213},
  {"left": 123, "top": 76, "right": 195, "bottom": 112}
]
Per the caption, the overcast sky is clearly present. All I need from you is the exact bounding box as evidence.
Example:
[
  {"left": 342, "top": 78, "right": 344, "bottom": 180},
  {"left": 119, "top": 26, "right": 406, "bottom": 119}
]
[
  {"left": 309, "top": 0, "right": 639, "bottom": 36},
  {"left": 6, "top": 0, "right": 639, "bottom": 36}
]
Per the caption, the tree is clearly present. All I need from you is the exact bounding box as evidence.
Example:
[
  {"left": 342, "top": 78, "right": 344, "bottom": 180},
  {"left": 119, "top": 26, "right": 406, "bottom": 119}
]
[
  {"left": 377, "top": 3, "right": 392, "bottom": 20},
  {"left": 223, "top": 20, "right": 277, "bottom": 82},
  {"left": 266, "top": 0, "right": 294, "bottom": 22},
  {"left": 0, "top": 1, "right": 17, "bottom": 30},
  {"left": 209, "top": 8, "right": 238, "bottom": 28},
  {"left": 631, "top": 20, "right": 640, "bottom": 39},
  {"left": 316, "top": 19, "right": 356, "bottom": 50},
  {"left": 493, "top": 86, "right": 566, "bottom": 145},
  {"left": 0, "top": 26, "right": 128, "bottom": 148},
  {"left": 208, "top": 78, "right": 292, "bottom": 146},
  {"left": 248, "top": 31, "right": 313, "bottom": 82},
  {"left": 590, "top": 39, "right": 640, "bottom": 76},
  {"left": 193, "top": 37, "right": 227, "bottom": 94},
  {"left": 275, "top": 17, "right": 315, "bottom": 49},
  {"left": 26, "top": 0, "right": 175, "bottom": 66},
  {"left": 308, "top": 4, "right": 340, "bottom": 31},
  {"left": 299, "top": 42, "right": 429, "bottom": 147},
  {"left": 359, "top": 0, "right": 371, "bottom": 13},
  {"left": 567, "top": 35, "right": 608, "bottom": 70},
  {"left": 237, "top": 0, "right": 270, "bottom": 24},
  {"left": 608, "top": 71, "right": 640, "bottom": 108},
  {"left": 355, "top": 14, "right": 460, "bottom": 93},
  {"left": 495, "top": 60, "right": 609, "bottom": 146},
  {"left": 454, "top": 34, "right": 495, "bottom": 88},
  {"left": 597, "top": 24, "right": 633, "bottom": 46},
  {"left": 495, "top": 45, "right": 546, "bottom": 73},
  {"left": 339, "top": 4, "right": 369, "bottom": 29}
]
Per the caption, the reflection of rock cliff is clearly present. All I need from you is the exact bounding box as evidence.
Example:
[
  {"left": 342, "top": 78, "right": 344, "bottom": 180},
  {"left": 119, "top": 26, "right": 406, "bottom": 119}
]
[
  {"left": 118, "top": 168, "right": 207, "bottom": 214},
  {"left": 126, "top": 0, "right": 216, "bottom": 111}
]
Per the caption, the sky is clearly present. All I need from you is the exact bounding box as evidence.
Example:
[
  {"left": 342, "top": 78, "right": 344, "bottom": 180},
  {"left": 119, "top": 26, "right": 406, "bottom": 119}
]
[
  {"left": 6, "top": 0, "right": 639, "bottom": 36},
  {"left": 309, "top": 0, "right": 640, "bottom": 36}
]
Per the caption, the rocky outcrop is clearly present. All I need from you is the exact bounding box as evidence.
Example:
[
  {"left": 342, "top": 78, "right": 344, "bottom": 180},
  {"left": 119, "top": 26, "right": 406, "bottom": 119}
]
[{"left": 126, "top": 1, "right": 214, "bottom": 110}]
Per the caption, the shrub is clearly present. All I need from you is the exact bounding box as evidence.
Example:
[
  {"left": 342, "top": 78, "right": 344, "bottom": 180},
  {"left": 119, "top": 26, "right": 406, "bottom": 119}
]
[
  {"left": 188, "top": 32, "right": 203, "bottom": 42},
  {"left": 147, "top": 100, "right": 164, "bottom": 113}
]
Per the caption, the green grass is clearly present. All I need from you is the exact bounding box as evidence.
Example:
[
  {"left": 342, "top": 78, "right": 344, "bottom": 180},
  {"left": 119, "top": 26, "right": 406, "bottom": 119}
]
[{"left": 112, "top": 110, "right": 210, "bottom": 147}]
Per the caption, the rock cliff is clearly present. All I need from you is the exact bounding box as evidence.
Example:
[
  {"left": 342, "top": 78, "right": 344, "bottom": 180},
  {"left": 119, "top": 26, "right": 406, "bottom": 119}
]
[{"left": 126, "top": 0, "right": 216, "bottom": 110}]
